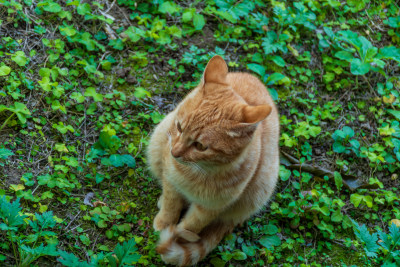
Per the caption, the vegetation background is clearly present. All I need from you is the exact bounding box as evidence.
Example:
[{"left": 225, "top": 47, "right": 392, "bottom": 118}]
[{"left": 1, "top": 0, "right": 400, "bottom": 266}]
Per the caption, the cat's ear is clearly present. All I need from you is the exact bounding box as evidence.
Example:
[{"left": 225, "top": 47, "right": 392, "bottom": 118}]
[
  {"left": 226, "top": 105, "right": 272, "bottom": 137},
  {"left": 241, "top": 104, "right": 272, "bottom": 124},
  {"left": 201, "top": 55, "right": 228, "bottom": 86}
]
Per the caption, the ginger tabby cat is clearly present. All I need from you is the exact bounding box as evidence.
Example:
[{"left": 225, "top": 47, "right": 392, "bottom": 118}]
[{"left": 147, "top": 55, "right": 279, "bottom": 266}]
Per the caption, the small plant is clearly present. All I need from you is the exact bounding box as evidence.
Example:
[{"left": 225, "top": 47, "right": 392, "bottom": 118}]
[
  {"left": 332, "top": 126, "right": 360, "bottom": 155},
  {"left": 352, "top": 219, "right": 400, "bottom": 266}
]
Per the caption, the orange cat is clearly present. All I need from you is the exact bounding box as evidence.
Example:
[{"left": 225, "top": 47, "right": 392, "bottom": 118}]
[{"left": 147, "top": 55, "right": 279, "bottom": 266}]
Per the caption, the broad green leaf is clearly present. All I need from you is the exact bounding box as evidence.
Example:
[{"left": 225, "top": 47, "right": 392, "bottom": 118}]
[
  {"left": 182, "top": 10, "right": 193, "bottom": 23},
  {"left": 70, "top": 92, "right": 85, "bottom": 103},
  {"left": 271, "top": 55, "right": 285, "bottom": 67},
  {"left": 11, "top": 51, "right": 28, "bottom": 66},
  {"left": 334, "top": 171, "right": 343, "bottom": 191},
  {"left": 266, "top": 73, "right": 285, "bottom": 85},
  {"left": 259, "top": 234, "right": 281, "bottom": 249},
  {"left": 334, "top": 51, "right": 353, "bottom": 62},
  {"left": 388, "top": 109, "right": 400, "bottom": 120},
  {"left": 134, "top": 87, "right": 151, "bottom": 99},
  {"left": 42, "top": 2, "right": 62, "bottom": 13},
  {"left": 350, "top": 58, "right": 370, "bottom": 75},
  {"left": 193, "top": 14, "right": 205, "bottom": 30},
  {"left": 350, "top": 193, "right": 363, "bottom": 207},
  {"left": 247, "top": 63, "right": 265, "bottom": 77},
  {"left": 342, "top": 126, "right": 354, "bottom": 138},
  {"left": 332, "top": 142, "right": 346, "bottom": 153},
  {"left": 0, "top": 65, "right": 11, "bottom": 76},
  {"left": 232, "top": 251, "right": 247, "bottom": 260},
  {"left": 122, "top": 26, "right": 145, "bottom": 43},
  {"left": 331, "top": 209, "right": 343, "bottom": 222},
  {"left": 84, "top": 87, "right": 103, "bottom": 102},
  {"left": 264, "top": 224, "right": 278, "bottom": 235},
  {"left": 0, "top": 148, "right": 14, "bottom": 159},
  {"left": 158, "top": 1, "right": 180, "bottom": 14},
  {"left": 279, "top": 165, "right": 291, "bottom": 181}
]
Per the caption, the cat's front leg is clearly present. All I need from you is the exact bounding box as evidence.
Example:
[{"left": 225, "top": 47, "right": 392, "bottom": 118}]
[
  {"left": 176, "top": 203, "right": 221, "bottom": 241},
  {"left": 153, "top": 180, "right": 185, "bottom": 231}
]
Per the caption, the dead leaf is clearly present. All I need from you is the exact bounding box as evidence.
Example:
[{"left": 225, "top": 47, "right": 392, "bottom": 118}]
[
  {"left": 93, "top": 201, "right": 107, "bottom": 207},
  {"left": 391, "top": 219, "right": 400, "bottom": 227}
]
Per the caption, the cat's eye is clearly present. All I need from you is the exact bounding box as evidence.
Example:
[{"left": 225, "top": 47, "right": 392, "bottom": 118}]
[
  {"left": 177, "top": 121, "right": 182, "bottom": 133},
  {"left": 193, "top": 141, "right": 208, "bottom": 151}
]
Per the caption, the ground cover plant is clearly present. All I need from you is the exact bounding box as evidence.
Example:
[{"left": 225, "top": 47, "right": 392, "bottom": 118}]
[{"left": 0, "top": 0, "right": 400, "bottom": 266}]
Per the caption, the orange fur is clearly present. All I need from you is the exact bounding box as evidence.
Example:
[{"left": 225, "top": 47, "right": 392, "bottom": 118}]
[{"left": 147, "top": 55, "right": 280, "bottom": 266}]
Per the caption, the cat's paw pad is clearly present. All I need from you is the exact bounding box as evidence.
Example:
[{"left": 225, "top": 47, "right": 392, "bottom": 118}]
[{"left": 176, "top": 225, "right": 200, "bottom": 242}]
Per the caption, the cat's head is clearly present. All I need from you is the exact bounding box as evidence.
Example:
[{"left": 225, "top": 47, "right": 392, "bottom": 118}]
[{"left": 170, "top": 55, "right": 271, "bottom": 165}]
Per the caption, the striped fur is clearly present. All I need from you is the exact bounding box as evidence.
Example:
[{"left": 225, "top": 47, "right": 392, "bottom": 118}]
[
  {"left": 148, "top": 55, "right": 280, "bottom": 266},
  {"left": 156, "top": 222, "right": 234, "bottom": 266}
]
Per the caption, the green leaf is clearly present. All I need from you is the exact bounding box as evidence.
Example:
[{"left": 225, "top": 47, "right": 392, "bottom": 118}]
[
  {"left": 0, "top": 65, "right": 11, "bottom": 76},
  {"left": 120, "top": 154, "right": 136, "bottom": 168},
  {"left": 122, "top": 26, "right": 145, "bottom": 43},
  {"left": 134, "top": 87, "right": 151, "bottom": 99},
  {"left": 0, "top": 148, "right": 14, "bottom": 160},
  {"left": 388, "top": 109, "right": 400, "bottom": 120},
  {"left": 342, "top": 126, "right": 355, "bottom": 138},
  {"left": 193, "top": 14, "right": 206, "bottom": 30},
  {"left": 333, "top": 142, "right": 346, "bottom": 153},
  {"left": 334, "top": 51, "right": 353, "bottom": 62},
  {"left": 84, "top": 87, "right": 103, "bottom": 102},
  {"left": 182, "top": 10, "right": 193, "bottom": 23},
  {"left": 352, "top": 220, "right": 379, "bottom": 258},
  {"left": 79, "top": 235, "right": 91, "bottom": 246},
  {"left": 266, "top": 73, "right": 285, "bottom": 85},
  {"left": 77, "top": 3, "right": 91, "bottom": 15},
  {"left": 350, "top": 58, "right": 370, "bottom": 75},
  {"left": 331, "top": 209, "right": 343, "bottom": 222},
  {"left": 378, "top": 46, "right": 400, "bottom": 63},
  {"left": 241, "top": 244, "right": 256, "bottom": 257},
  {"left": 11, "top": 51, "right": 28, "bottom": 66},
  {"left": 107, "top": 238, "right": 141, "bottom": 266},
  {"left": 210, "top": 257, "right": 226, "bottom": 267},
  {"left": 350, "top": 193, "right": 363, "bottom": 207},
  {"left": 158, "top": 1, "right": 180, "bottom": 14},
  {"left": 264, "top": 224, "right": 278, "bottom": 235},
  {"left": 0, "top": 196, "right": 27, "bottom": 230},
  {"left": 42, "top": 2, "right": 62, "bottom": 13},
  {"left": 232, "top": 251, "right": 247, "bottom": 260},
  {"left": 334, "top": 171, "right": 343, "bottom": 191},
  {"left": 279, "top": 165, "right": 291, "bottom": 181},
  {"left": 271, "top": 55, "right": 286, "bottom": 67},
  {"left": 98, "top": 220, "right": 107, "bottom": 228},
  {"left": 70, "top": 92, "right": 85, "bottom": 103},
  {"left": 247, "top": 63, "right": 265, "bottom": 77},
  {"left": 59, "top": 25, "right": 76, "bottom": 37},
  {"left": 259, "top": 234, "right": 281, "bottom": 249},
  {"left": 58, "top": 250, "right": 92, "bottom": 267}
]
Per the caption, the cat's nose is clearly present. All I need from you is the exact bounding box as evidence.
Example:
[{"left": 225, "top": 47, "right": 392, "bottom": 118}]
[
  {"left": 171, "top": 145, "right": 185, "bottom": 158},
  {"left": 171, "top": 149, "right": 182, "bottom": 158}
]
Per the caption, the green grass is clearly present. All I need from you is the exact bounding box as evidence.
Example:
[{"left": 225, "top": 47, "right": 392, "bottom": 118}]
[{"left": 0, "top": 0, "right": 400, "bottom": 266}]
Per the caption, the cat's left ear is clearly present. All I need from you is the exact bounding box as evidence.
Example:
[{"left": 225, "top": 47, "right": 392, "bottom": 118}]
[
  {"left": 200, "top": 55, "right": 228, "bottom": 86},
  {"left": 241, "top": 104, "right": 272, "bottom": 124}
]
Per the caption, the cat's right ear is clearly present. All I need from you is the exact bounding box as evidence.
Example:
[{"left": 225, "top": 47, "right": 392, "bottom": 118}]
[
  {"left": 227, "top": 104, "right": 272, "bottom": 138},
  {"left": 241, "top": 104, "right": 272, "bottom": 124},
  {"left": 200, "top": 55, "right": 228, "bottom": 87}
]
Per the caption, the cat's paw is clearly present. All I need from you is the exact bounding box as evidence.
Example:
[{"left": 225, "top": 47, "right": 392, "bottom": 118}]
[
  {"left": 176, "top": 225, "right": 200, "bottom": 242},
  {"left": 153, "top": 213, "right": 173, "bottom": 231}
]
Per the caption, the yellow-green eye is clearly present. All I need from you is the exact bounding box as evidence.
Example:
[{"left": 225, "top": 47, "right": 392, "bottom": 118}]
[
  {"left": 177, "top": 122, "right": 182, "bottom": 133},
  {"left": 193, "top": 141, "right": 208, "bottom": 151}
]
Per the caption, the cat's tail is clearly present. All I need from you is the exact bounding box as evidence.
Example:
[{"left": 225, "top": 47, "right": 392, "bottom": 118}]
[{"left": 156, "top": 221, "right": 234, "bottom": 266}]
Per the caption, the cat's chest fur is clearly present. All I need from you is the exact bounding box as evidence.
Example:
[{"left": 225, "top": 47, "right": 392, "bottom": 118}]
[{"left": 162, "top": 137, "right": 262, "bottom": 209}]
